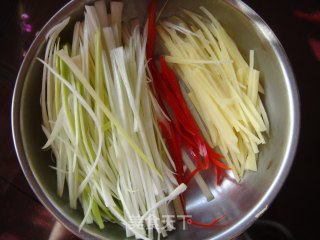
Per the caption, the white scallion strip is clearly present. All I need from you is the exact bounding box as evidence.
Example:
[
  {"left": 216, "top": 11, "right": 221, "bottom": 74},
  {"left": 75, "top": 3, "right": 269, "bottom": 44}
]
[{"left": 40, "top": 4, "right": 186, "bottom": 239}]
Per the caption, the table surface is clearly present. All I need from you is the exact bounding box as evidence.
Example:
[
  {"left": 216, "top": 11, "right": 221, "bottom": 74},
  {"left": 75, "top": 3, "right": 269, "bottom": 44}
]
[{"left": 1, "top": 0, "right": 319, "bottom": 239}]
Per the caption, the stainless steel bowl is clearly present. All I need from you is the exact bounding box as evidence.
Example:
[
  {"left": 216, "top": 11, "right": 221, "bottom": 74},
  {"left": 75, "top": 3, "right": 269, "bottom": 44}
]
[{"left": 11, "top": 0, "right": 300, "bottom": 239}]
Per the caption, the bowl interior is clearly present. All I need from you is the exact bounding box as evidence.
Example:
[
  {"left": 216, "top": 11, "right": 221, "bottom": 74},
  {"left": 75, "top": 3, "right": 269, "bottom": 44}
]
[{"left": 13, "top": 0, "right": 298, "bottom": 239}]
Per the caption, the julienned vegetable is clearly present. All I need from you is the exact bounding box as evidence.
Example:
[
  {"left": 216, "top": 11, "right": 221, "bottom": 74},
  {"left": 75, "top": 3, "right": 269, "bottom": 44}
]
[
  {"left": 157, "top": 8, "right": 269, "bottom": 181},
  {"left": 146, "top": 0, "right": 230, "bottom": 208},
  {"left": 40, "top": 1, "right": 186, "bottom": 239},
  {"left": 39, "top": 0, "right": 269, "bottom": 238}
]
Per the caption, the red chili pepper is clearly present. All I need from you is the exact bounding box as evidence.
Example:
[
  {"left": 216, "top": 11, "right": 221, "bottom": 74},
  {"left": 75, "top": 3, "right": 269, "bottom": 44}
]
[
  {"left": 159, "top": 121, "right": 184, "bottom": 184},
  {"left": 160, "top": 58, "right": 230, "bottom": 184},
  {"left": 216, "top": 166, "right": 226, "bottom": 185},
  {"left": 146, "top": 1, "right": 230, "bottom": 224},
  {"left": 160, "top": 58, "right": 226, "bottom": 173},
  {"left": 159, "top": 58, "right": 217, "bottom": 171},
  {"left": 160, "top": 57, "right": 201, "bottom": 129},
  {"left": 185, "top": 144, "right": 208, "bottom": 170},
  {"left": 186, "top": 215, "right": 224, "bottom": 228},
  {"left": 184, "top": 167, "right": 201, "bottom": 185}
]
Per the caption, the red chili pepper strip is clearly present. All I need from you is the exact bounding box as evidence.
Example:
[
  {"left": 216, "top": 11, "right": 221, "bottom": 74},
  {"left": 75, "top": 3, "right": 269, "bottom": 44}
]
[
  {"left": 184, "top": 167, "right": 201, "bottom": 185},
  {"left": 160, "top": 59, "right": 213, "bottom": 170},
  {"left": 160, "top": 57, "right": 188, "bottom": 109},
  {"left": 199, "top": 143, "right": 210, "bottom": 170},
  {"left": 205, "top": 142, "right": 230, "bottom": 184},
  {"left": 160, "top": 58, "right": 222, "bottom": 171},
  {"left": 210, "top": 158, "right": 231, "bottom": 170},
  {"left": 147, "top": 0, "right": 228, "bottom": 192},
  {"left": 159, "top": 86, "right": 194, "bottom": 131},
  {"left": 146, "top": 0, "right": 230, "bottom": 227},
  {"left": 160, "top": 57, "right": 201, "bottom": 130},
  {"left": 216, "top": 166, "right": 226, "bottom": 185},
  {"left": 186, "top": 215, "right": 224, "bottom": 227},
  {"left": 159, "top": 121, "right": 184, "bottom": 184},
  {"left": 157, "top": 68, "right": 198, "bottom": 139},
  {"left": 185, "top": 144, "right": 205, "bottom": 169},
  {"left": 205, "top": 142, "right": 230, "bottom": 170},
  {"left": 216, "top": 166, "right": 222, "bottom": 185},
  {"left": 206, "top": 144, "right": 224, "bottom": 160},
  {"left": 158, "top": 64, "right": 211, "bottom": 171}
]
